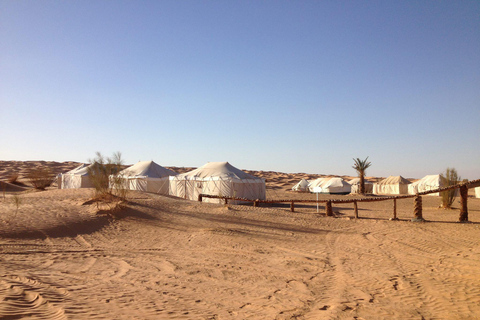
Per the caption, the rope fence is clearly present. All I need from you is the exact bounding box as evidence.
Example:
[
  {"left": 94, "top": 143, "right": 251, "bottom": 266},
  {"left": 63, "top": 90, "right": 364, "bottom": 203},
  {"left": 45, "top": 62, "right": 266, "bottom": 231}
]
[{"left": 198, "top": 178, "right": 480, "bottom": 222}]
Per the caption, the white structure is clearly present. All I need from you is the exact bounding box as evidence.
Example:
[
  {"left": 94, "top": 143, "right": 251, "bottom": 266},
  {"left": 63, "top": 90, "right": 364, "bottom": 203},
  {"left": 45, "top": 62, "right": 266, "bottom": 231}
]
[
  {"left": 349, "top": 178, "right": 374, "bottom": 194},
  {"left": 308, "top": 178, "right": 330, "bottom": 193},
  {"left": 115, "top": 161, "right": 177, "bottom": 195},
  {"left": 59, "top": 163, "right": 95, "bottom": 189},
  {"left": 308, "top": 177, "right": 351, "bottom": 194},
  {"left": 169, "top": 162, "right": 266, "bottom": 204},
  {"left": 475, "top": 187, "right": 480, "bottom": 198},
  {"left": 373, "top": 176, "right": 411, "bottom": 195},
  {"left": 408, "top": 175, "right": 446, "bottom": 196},
  {"left": 292, "top": 179, "right": 310, "bottom": 192}
]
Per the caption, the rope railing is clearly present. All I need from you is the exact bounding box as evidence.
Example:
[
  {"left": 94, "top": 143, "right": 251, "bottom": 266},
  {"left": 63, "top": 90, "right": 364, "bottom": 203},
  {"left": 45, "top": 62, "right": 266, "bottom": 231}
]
[{"left": 199, "top": 178, "right": 480, "bottom": 222}]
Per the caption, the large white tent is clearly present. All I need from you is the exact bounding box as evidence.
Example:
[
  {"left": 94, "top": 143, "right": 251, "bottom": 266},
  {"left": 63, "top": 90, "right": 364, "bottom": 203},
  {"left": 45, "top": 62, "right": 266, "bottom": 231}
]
[
  {"left": 115, "top": 161, "right": 177, "bottom": 195},
  {"left": 169, "top": 162, "right": 266, "bottom": 204},
  {"left": 408, "top": 174, "right": 446, "bottom": 196},
  {"left": 308, "top": 178, "right": 330, "bottom": 193},
  {"left": 373, "top": 176, "right": 411, "bottom": 195},
  {"left": 292, "top": 179, "right": 310, "bottom": 192},
  {"left": 349, "top": 178, "right": 374, "bottom": 194},
  {"left": 475, "top": 187, "right": 480, "bottom": 199},
  {"left": 58, "top": 163, "right": 95, "bottom": 189},
  {"left": 308, "top": 177, "right": 351, "bottom": 194}
]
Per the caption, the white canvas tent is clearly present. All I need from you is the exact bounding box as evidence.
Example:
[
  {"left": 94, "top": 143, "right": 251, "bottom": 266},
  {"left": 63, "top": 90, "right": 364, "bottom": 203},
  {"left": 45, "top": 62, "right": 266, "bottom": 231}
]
[
  {"left": 169, "top": 162, "right": 266, "bottom": 204},
  {"left": 408, "top": 175, "right": 446, "bottom": 196},
  {"left": 308, "top": 178, "right": 330, "bottom": 193},
  {"left": 373, "top": 176, "right": 411, "bottom": 195},
  {"left": 308, "top": 177, "right": 351, "bottom": 194},
  {"left": 349, "top": 178, "right": 373, "bottom": 194},
  {"left": 292, "top": 179, "right": 310, "bottom": 192},
  {"left": 59, "top": 163, "right": 95, "bottom": 189},
  {"left": 319, "top": 178, "right": 351, "bottom": 194},
  {"left": 475, "top": 187, "right": 480, "bottom": 199},
  {"left": 115, "top": 161, "right": 177, "bottom": 195}
]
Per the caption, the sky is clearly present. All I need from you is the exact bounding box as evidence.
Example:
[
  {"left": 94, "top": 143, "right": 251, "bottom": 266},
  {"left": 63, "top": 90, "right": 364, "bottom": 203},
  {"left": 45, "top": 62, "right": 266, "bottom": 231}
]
[{"left": 1, "top": 0, "right": 479, "bottom": 179}]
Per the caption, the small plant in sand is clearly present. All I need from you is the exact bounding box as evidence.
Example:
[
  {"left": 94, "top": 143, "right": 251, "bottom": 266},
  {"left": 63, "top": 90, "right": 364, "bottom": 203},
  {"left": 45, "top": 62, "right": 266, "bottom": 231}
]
[
  {"left": 440, "top": 167, "right": 460, "bottom": 209},
  {"left": 352, "top": 157, "right": 372, "bottom": 194},
  {"left": 26, "top": 167, "right": 54, "bottom": 190},
  {"left": 87, "top": 151, "right": 128, "bottom": 211},
  {"left": 8, "top": 173, "right": 19, "bottom": 184},
  {"left": 11, "top": 194, "right": 22, "bottom": 217}
]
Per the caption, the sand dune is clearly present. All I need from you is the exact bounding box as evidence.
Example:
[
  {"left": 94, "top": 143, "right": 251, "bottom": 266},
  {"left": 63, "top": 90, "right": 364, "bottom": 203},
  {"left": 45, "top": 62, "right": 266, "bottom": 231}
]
[{"left": 1, "top": 161, "right": 479, "bottom": 319}]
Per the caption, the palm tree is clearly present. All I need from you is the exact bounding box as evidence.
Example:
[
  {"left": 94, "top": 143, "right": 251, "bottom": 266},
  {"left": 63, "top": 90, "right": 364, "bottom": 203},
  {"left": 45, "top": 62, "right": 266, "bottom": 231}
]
[{"left": 352, "top": 157, "right": 372, "bottom": 194}]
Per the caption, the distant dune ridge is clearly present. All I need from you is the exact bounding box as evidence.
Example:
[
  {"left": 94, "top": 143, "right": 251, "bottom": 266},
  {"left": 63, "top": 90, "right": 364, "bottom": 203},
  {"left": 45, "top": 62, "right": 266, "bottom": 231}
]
[{"left": 1, "top": 160, "right": 480, "bottom": 319}]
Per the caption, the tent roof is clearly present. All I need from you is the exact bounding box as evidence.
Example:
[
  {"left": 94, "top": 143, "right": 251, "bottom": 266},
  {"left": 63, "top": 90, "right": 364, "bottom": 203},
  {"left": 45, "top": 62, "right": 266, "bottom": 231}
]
[
  {"left": 322, "top": 177, "right": 351, "bottom": 188},
  {"left": 411, "top": 174, "right": 445, "bottom": 186},
  {"left": 120, "top": 161, "right": 177, "bottom": 178},
  {"left": 64, "top": 163, "right": 95, "bottom": 176},
  {"left": 175, "top": 162, "right": 262, "bottom": 180},
  {"left": 377, "top": 175, "right": 411, "bottom": 185}
]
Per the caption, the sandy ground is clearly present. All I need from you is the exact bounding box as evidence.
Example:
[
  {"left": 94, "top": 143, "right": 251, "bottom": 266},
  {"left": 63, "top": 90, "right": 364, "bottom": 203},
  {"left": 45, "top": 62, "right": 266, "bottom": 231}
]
[{"left": 1, "top": 161, "right": 479, "bottom": 319}]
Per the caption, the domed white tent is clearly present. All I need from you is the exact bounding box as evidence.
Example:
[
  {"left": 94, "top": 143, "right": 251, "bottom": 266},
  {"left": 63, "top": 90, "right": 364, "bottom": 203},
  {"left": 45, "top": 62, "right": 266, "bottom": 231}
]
[
  {"left": 308, "top": 177, "right": 330, "bottom": 193},
  {"left": 408, "top": 175, "right": 446, "bottom": 196},
  {"left": 373, "top": 176, "right": 411, "bottom": 195},
  {"left": 58, "top": 163, "right": 95, "bottom": 189},
  {"left": 115, "top": 161, "right": 177, "bottom": 195},
  {"left": 292, "top": 179, "right": 310, "bottom": 192},
  {"left": 169, "top": 162, "right": 266, "bottom": 204},
  {"left": 308, "top": 177, "right": 351, "bottom": 194},
  {"left": 349, "top": 178, "right": 373, "bottom": 194},
  {"left": 319, "top": 177, "right": 351, "bottom": 194}
]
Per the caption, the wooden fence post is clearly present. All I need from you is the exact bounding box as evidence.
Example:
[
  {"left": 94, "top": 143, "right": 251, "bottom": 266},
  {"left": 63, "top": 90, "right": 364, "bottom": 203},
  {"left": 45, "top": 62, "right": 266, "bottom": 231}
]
[
  {"left": 290, "top": 201, "right": 295, "bottom": 212},
  {"left": 198, "top": 194, "right": 203, "bottom": 202},
  {"left": 353, "top": 201, "right": 358, "bottom": 219},
  {"left": 254, "top": 200, "right": 259, "bottom": 208},
  {"left": 326, "top": 201, "right": 333, "bottom": 216},
  {"left": 412, "top": 195, "right": 425, "bottom": 222},
  {"left": 459, "top": 185, "right": 468, "bottom": 222},
  {"left": 392, "top": 198, "right": 398, "bottom": 220},
  {"left": 224, "top": 198, "right": 228, "bottom": 205}
]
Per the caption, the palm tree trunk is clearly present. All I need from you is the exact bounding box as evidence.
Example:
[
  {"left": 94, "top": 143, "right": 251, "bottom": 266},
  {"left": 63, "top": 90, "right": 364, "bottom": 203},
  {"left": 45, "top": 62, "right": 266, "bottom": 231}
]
[{"left": 359, "top": 173, "right": 365, "bottom": 194}]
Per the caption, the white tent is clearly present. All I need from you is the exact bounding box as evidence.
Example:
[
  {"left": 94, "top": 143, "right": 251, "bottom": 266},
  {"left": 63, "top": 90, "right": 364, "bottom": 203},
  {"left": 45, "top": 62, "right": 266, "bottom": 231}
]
[
  {"left": 308, "top": 178, "right": 330, "bottom": 193},
  {"left": 292, "top": 179, "right": 310, "bottom": 192},
  {"left": 475, "top": 187, "right": 480, "bottom": 199},
  {"left": 59, "top": 163, "right": 95, "bottom": 189},
  {"left": 115, "top": 161, "right": 177, "bottom": 195},
  {"left": 373, "top": 176, "right": 411, "bottom": 195},
  {"left": 169, "top": 162, "right": 266, "bottom": 204},
  {"left": 408, "top": 175, "right": 446, "bottom": 196},
  {"left": 308, "top": 177, "right": 351, "bottom": 194},
  {"left": 319, "top": 177, "right": 351, "bottom": 194},
  {"left": 349, "top": 178, "right": 373, "bottom": 194}
]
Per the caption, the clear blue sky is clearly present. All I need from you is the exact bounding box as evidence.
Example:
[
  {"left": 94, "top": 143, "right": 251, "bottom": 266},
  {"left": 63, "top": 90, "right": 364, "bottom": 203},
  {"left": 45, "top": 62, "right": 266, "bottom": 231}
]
[{"left": 1, "top": 1, "right": 479, "bottom": 179}]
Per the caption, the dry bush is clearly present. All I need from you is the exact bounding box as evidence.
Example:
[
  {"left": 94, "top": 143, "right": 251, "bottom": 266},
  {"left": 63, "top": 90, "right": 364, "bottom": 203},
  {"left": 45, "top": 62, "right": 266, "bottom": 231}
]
[
  {"left": 440, "top": 168, "right": 460, "bottom": 209},
  {"left": 26, "top": 167, "right": 54, "bottom": 190},
  {"left": 8, "top": 174, "right": 19, "bottom": 184},
  {"left": 88, "top": 152, "right": 128, "bottom": 211}
]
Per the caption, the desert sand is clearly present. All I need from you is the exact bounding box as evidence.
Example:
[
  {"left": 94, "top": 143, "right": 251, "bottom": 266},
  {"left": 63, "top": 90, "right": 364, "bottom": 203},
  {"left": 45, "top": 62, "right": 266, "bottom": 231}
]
[{"left": 1, "top": 161, "right": 479, "bottom": 319}]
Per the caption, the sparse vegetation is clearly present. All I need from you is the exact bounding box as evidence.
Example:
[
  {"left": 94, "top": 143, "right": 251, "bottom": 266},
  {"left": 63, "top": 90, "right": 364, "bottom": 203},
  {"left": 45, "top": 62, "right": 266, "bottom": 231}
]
[
  {"left": 26, "top": 167, "right": 54, "bottom": 190},
  {"left": 11, "top": 194, "right": 22, "bottom": 217},
  {"left": 440, "top": 167, "right": 460, "bottom": 209},
  {"left": 352, "top": 157, "right": 372, "bottom": 194},
  {"left": 8, "top": 173, "right": 19, "bottom": 184},
  {"left": 87, "top": 151, "right": 128, "bottom": 211}
]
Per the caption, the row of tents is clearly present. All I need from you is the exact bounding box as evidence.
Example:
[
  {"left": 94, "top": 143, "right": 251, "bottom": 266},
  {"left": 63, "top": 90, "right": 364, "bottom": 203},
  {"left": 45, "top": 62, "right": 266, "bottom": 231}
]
[
  {"left": 292, "top": 174, "right": 473, "bottom": 197},
  {"left": 57, "top": 161, "right": 480, "bottom": 200},
  {"left": 58, "top": 161, "right": 266, "bottom": 204}
]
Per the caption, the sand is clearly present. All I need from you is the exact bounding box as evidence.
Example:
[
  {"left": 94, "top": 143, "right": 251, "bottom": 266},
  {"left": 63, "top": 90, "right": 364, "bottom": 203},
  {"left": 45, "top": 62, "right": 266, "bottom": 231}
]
[{"left": 1, "top": 161, "right": 479, "bottom": 319}]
